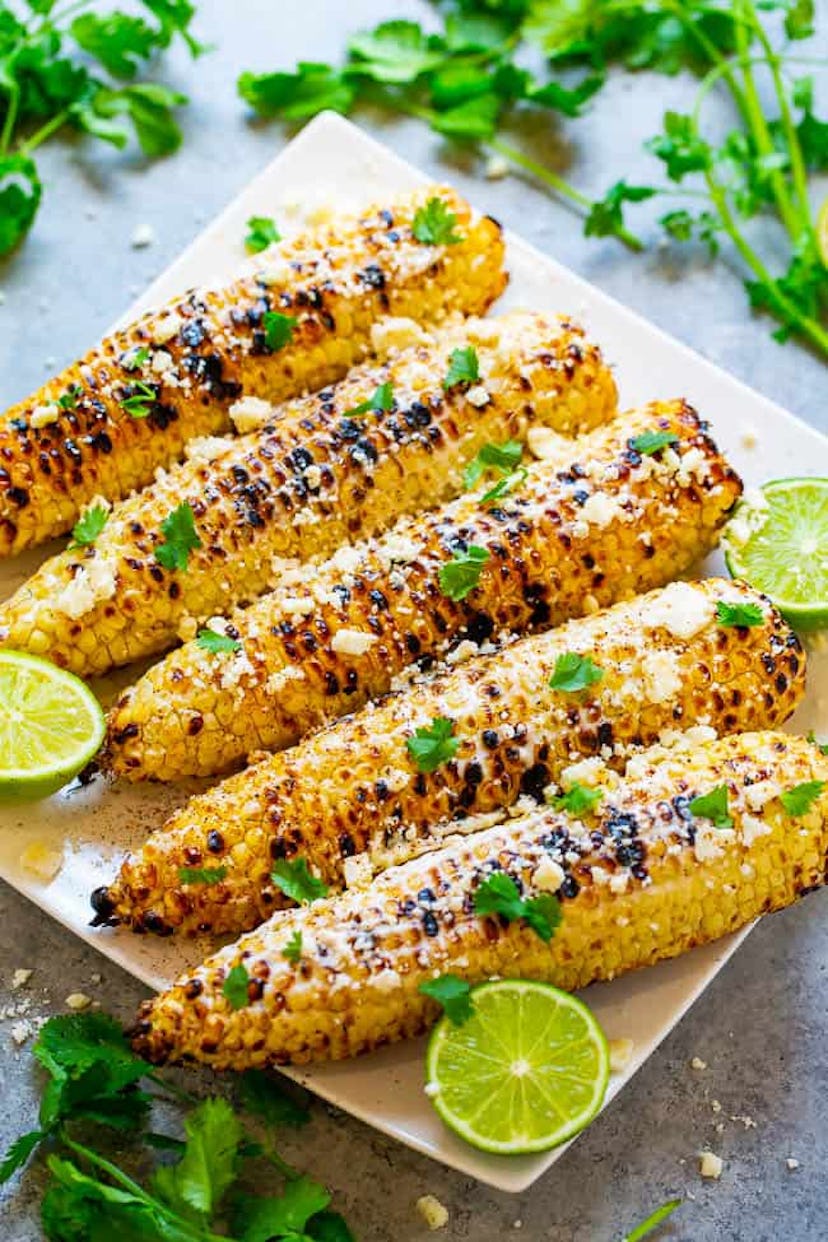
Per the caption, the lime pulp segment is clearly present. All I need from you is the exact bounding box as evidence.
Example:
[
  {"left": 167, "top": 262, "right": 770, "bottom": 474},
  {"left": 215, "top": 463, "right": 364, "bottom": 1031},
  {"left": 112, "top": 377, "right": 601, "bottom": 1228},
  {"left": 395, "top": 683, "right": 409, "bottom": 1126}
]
[{"left": 425, "top": 980, "right": 609, "bottom": 1155}]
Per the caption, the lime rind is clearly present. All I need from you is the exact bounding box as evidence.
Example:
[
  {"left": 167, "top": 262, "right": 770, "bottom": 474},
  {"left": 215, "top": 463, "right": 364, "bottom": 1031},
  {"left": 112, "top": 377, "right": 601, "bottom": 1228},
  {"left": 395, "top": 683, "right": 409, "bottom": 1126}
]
[
  {"left": 425, "top": 979, "right": 609, "bottom": 1155},
  {"left": 723, "top": 477, "right": 828, "bottom": 631},
  {"left": 0, "top": 650, "right": 105, "bottom": 801}
]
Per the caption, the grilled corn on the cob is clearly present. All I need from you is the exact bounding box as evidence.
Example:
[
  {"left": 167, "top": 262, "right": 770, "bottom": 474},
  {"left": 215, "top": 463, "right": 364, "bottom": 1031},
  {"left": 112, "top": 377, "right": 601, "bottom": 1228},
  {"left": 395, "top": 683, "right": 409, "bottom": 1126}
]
[
  {"left": 0, "top": 186, "right": 506, "bottom": 557},
  {"left": 0, "top": 313, "right": 616, "bottom": 675},
  {"left": 131, "top": 731, "right": 828, "bottom": 1068},
  {"left": 98, "top": 579, "right": 804, "bottom": 935},
  {"left": 104, "top": 399, "right": 742, "bottom": 781}
]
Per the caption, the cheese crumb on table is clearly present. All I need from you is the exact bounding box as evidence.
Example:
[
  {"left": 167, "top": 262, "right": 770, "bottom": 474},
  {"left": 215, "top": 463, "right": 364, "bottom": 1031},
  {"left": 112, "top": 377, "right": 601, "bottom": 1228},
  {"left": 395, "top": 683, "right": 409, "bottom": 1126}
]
[
  {"left": 609, "top": 1038, "right": 634, "bottom": 1073},
  {"left": 130, "top": 223, "right": 156, "bottom": 249},
  {"left": 19, "top": 841, "right": 63, "bottom": 882},
  {"left": 699, "top": 1151, "right": 723, "bottom": 1179},
  {"left": 11, "top": 969, "right": 33, "bottom": 989},
  {"left": 416, "top": 1195, "right": 449, "bottom": 1231},
  {"left": 690, "top": 1056, "right": 707, "bottom": 1071},
  {"left": 65, "top": 993, "right": 92, "bottom": 1011},
  {"left": 786, "top": 1157, "right": 800, "bottom": 1171}
]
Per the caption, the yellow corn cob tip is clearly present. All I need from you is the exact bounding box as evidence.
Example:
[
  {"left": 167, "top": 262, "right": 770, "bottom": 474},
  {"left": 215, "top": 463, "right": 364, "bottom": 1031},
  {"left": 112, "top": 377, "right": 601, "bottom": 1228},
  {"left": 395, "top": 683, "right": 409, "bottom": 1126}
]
[{"left": 130, "top": 731, "right": 828, "bottom": 1068}]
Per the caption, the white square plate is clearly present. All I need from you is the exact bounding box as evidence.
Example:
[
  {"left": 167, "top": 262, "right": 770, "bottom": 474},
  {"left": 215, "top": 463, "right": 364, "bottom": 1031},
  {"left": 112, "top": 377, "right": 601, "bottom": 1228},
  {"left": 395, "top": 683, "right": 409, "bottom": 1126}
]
[{"left": 1, "top": 112, "right": 825, "bottom": 1193}]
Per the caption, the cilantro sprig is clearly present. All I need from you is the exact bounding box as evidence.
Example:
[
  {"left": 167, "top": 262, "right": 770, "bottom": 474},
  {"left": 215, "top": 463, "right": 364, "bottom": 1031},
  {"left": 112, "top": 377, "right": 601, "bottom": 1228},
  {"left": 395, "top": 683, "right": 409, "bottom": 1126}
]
[
  {"left": 263, "top": 310, "right": 297, "bottom": 352},
  {"left": 629, "top": 430, "right": 679, "bottom": 457},
  {"left": 438, "top": 544, "right": 489, "bottom": 601},
  {"left": 120, "top": 381, "right": 157, "bottom": 419},
  {"left": 0, "top": 1011, "right": 353, "bottom": 1240},
  {"left": 271, "top": 857, "right": 329, "bottom": 904},
  {"left": 549, "top": 653, "right": 604, "bottom": 693},
  {"left": 0, "top": 2, "right": 204, "bottom": 257},
  {"left": 238, "top": 5, "right": 828, "bottom": 356},
  {"left": 196, "top": 627, "right": 242, "bottom": 654},
  {"left": 688, "top": 785, "right": 733, "bottom": 830},
  {"left": 69, "top": 504, "right": 108, "bottom": 549},
  {"left": 779, "top": 780, "right": 825, "bottom": 817},
  {"left": 245, "top": 214, "right": 281, "bottom": 253},
  {"left": 550, "top": 783, "right": 604, "bottom": 816},
  {"left": 463, "top": 440, "right": 523, "bottom": 490},
  {"left": 407, "top": 715, "right": 459, "bottom": 773},
  {"left": 443, "top": 345, "right": 480, "bottom": 389},
  {"left": 473, "top": 872, "right": 562, "bottom": 943},
  {"left": 419, "top": 974, "right": 474, "bottom": 1025},
  {"left": 154, "top": 501, "right": 202, "bottom": 572},
  {"left": 716, "top": 600, "right": 765, "bottom": 628},
  {"left": 178, "top": 865, "right": 228, "bottom": 886},
  {"left": 342, "top": 380, "right": 394, "bottom": 418}
]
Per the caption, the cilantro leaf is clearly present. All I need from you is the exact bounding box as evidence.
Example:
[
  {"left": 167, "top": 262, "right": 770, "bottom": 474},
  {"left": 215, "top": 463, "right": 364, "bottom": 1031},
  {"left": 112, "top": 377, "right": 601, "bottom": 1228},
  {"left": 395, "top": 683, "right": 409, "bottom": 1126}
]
[
  {"left": 411, "top": 196, "right": 463, "bottom": 245},
  {"left": 549, "top": 652, "right": 604, "bottom": 693},
  {"left": 121, "top": 346, "right": 150, "bottom": 372},
  {"left": 57, "top": 383, "right": 83, "bottom": 410},
  {"left": 154, "top": 502, "right": 201, "bottom": 572},
  {"left": 418, "top": 974, "right": 474, "bottom": 1025},
  {"left": 550, "top": 782, "right": 604, "bottom": 815},
  {"left": 69, "top": 12, "right": 157, "bottom": 80},
  {"left": 263, "top": 310, "right": 297, "bottom": 352},
  {"left": 271, "top": 857, "right": 329, "bottom": 904},
  {"left": 41, "top": 1155, "right": 169, "bottom": 1240},
  {"left": 529, "top": 71, "right": 604, "bottom": 118},
  {"left": 153, "top": 1097, "right": 244, "bottom": 1221},
  {"left": 93, "top": 83, "right": 188, "bottom": 157},
  {"left": 646, "top": 111, "right": 711, "bottom": 181},
  {"left": 0, "top": 1130, "right": 45, "bottom": 1185},
  {"left": 348, "top": 20, "right": 443, "bottom": 85},
  {"left": 232, "top": 1176, "right": 330, "bottom": 1242},
  {"left": 178, "top": 866, "right": 227, "bottom": 885},
  {"left": 238, "top": 62, "right": 355, "bottom": 121},
  {"left": 282, "top": 929, "right": 303, "bottom": 964},
  {"left": 430, "top": 93, "right": 501, "bottom": 141},
  {"left": 196, "top": 627, "right": 242, "bottom": 654},
  {"left": 238, "top": 1069, "right": 310, "bottom": 1129},
  {"left": 715, "top": 600, "right": 765, "bottom": 628},
  {"left": 33, "top": 1012, "right": 150, "bottom": 1133},
  {"left": 629, "top": 430, "right": 679, "bottom": 456},
  {"left": 779, "top": 780, "right": 825, "bottom": 817},
  {"left": 473, "top": 872, "right": 561, "bottom": 942},
  {"left": 585, "top": 179, "right": 655, "bottom": 241},
  {"left": 463, "top": 440, "right": 523, "bottom": 489},
  {"left": 120, "top": 380, "right": 157, "bottom": 419},
  {"left": 443, "top": 345, "right": 480, "bottom": 389},
  {"left": 688, "top": 785, "right": 733, "bottom": 829},
  {"left": 69, "top": 504, "right": 108, "bottom": 549},
  {"left": 481, "top": 466, "right": 527, "bottom": 504},
  {"left": 0, "top": 155, "right": 43, "bottom": 256},
  {"left": 245, "top": 215, "right": 280, "bottom": 253},
  {"left": 342, "top": 381, "right": 394, "bottom": 418},
  {"left": 622, "top": 1198, "right": 683, "bottom": 1242},
  {"left": 439, "top": 544, "right": 489, "bottom": 600},
  {"left": 406, "top": 716, "right": 458, "bottom": 773},
  {"left": 223, "top": 963, "right": 251, "bottom": 1011},
  {"left": 307, "top": 1210, "right": 357, "bottom": 1242}
]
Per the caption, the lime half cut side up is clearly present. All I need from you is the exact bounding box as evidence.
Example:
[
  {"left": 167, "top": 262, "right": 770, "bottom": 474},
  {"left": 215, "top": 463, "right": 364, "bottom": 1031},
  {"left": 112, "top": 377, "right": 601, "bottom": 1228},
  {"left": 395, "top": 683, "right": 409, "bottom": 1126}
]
[
  {"left": 0, "top": 650, "right": 105, "bottom": 801},
  {"left": 723, "top": 478, "right": 828, "bottom": 631},
  {"left": 425, "top": 979, "right": 609, "bottom": 1155}
]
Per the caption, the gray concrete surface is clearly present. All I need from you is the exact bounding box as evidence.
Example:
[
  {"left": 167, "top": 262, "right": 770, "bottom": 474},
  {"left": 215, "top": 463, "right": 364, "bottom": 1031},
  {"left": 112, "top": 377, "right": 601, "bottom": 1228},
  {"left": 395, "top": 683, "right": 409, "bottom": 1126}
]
[{"left": 1, "top": 2, "right": 827, "bottom": 1238}]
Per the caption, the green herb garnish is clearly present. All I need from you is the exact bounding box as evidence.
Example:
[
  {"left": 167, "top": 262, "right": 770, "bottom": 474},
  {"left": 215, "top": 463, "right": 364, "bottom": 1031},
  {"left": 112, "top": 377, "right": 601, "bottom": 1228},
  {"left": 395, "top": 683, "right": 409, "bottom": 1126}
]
[
  {"left": 406, "top": 716, "right": 459, "bottom": 773},
  {"left": 271, "top": 857, "right": 329, "bottom": 905},
  {"left": 178, "top": 866, "right": 228, "bottom": 886},
  {"left": 282, "top": 930, "right": 303, "bottom": 965},
  {"left": 550, "top": 783, "right": 604, "bottom": 815},
  {"left": 121, "top": 346, "right": 150, "bottom": 373},
  {"left": 68, "top": 504, "right": 108, "bottom": 549},
  {"left": 463, "top": 440, "right": 523, "bottom": 490},
  {"left": 622, "top": 1198, "right": 683, "bottom": 1242},
  {"left": 154, "top": 501, "right": 202, "bottom": 572},
  {"left": 688, "top": 785, "right": 733, "bottom": 829},
  {"left": 120, "top": 381, "right": 157, "bottom": 419},
  {"left": 443, "top": 345, "right": 480, "bottom": 389},
  {"left": 263, "top": 310, "right": 298, "bottom": 352},
  {"left": 196, "top": 627, "right": 242, "bottom": 654},
  {"left": 223, "top": 963, "right": 251, "bottom": 1011},
  {"left": 419, "top": 975, "right": 474, "bottom": 1026},
  {"left": 716, "top": 600, "right": 765, "bottom": 628},
  {"left": 411, "top": 196, "right": 463, "bottom": 245},
  {"left": 57, "top": 384, "right": 83, "bottom": 410},
  {"left": 245, "top": 214, "right": 281, "bottom": 253},
  {"left": 779, "top": 780, "right": 825, "bottom": 817},
  {"left": 342, "top": 381, "right": 394, "bottom": 418},
  {"left": 629, "top": 430, "right": 680, "bottom": 456},
  {"left": 438, "top": 544, "right": 489, "bottom": 601},
  {"left": 548, "top": 653, "right": 604, "bottom": 693},
  {"left": 473, "top": 872, "right": 562, "bottom": 943},
  {"left": 481, "top": 466, "right": 528, "bottom": 504}
]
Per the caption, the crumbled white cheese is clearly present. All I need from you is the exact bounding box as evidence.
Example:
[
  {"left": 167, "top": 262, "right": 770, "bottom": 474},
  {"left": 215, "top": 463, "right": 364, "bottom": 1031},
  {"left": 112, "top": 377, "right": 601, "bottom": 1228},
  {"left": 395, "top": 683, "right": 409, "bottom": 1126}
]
[
  {"left": 56, "top": 557, "right": 118, "bottom": 619},
  {"left": 690, "top": 1056, "right": 707, "bottom": 1071},
  {"left": 331, "top": 629, "right": 377, "bottom": 656},
  {"left": 533, "top": 855, "right": 565, "bottom": 894},
  {"left": 745, "top": 781, "right": 780, "bottom": 812},
  {"left": 423, "top": 1081, "right": 440, "bottom": 1098},
  {"left": 676, "top": 446, "right": 709, "bottom": 486},
  {"left": 19, "top": 841, "right": 63, "bottom": 881},
  {"left": 723, "top": 487, "right": 769, "bottom": 548},
  {"left": 641, "top": 650, "right": 683, "bottom": 704},
  {"left": 465, "top": 384, "right": 490, "bottom": 408},
  {"left": 485, "top": 154, "right": 510, "bottom": 180},
  {"left": 369, "top": 316, "right": 431, "bottom": 358},
  {"left": 10, "top": 1021, "right": 33, "bottom": 1047},
  {"left": 581, "top": 491, "right": 623, "bottom": 528},
  {"left": 304, "top": 464, "right": 322, "bottom": 489},
  {"left": 699, "top": 1151, "right": 723, "bottom": 1179},
  {"left": 229, "top": 395, "right": 274, "bottom": 434},
  {"left": 154, "top": 312, "right": 183, "bottom": 343},
  {"left": 527, "top": 425, "right": 568, "bottom": 460},
  {"left": 343, "top": 855, "right": 373, "bottom": 890},
  {"left": 693, "top": 824, "right": 735, "bottom": 864},
  {"left": 711, "top": 1099, "right": 722, "bottom": 1114},
  {"left": 609, "top": 872, "right": 630, "bottom": 894},
  {"left": 184, "top": 436, "right": 229, "bottom": 464},
  {"left": 560, "top": 756, "right": 607, "bottom": 790},
  {"left": 11, "top": 969, "right": 32, "bottom": 989},
  {"left": 416, "top": 1195, "right": 449, "bottom": 1231},
  {"left": 279, "top": 596, "right": 315, "bottom": 618},
  {"left": 381, "top": 532, "right": 420, "bottom": 565},
  {"left": 609, "top": 1037, "right": 634, "bottom": 1072},
  {"left": 786, "top": 1157, "right": 800, "bottom": 1171},
  {"left": 373, "top": 969, "right": 402, "bottom": 993},
  {"left": 643, "top": 582, "right": 716, "bottom": 639},
  {"left": 65, "top": 993, "right": 92, "bottom": 1011},
  {"left": 130, "top": 223, "right": 156, "bottom": 248},
  {"left": 151, "top": 349, "right": 175, "bottom": 375},
  {"left": 30, "top": 402, "right": 60, "bottom": 429}
]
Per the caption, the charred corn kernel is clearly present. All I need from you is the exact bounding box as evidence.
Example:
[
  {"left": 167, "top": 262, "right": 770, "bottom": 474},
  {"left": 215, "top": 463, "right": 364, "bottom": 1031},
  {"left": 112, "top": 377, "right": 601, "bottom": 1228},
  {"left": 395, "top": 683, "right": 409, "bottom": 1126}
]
[
  {"left": 98, "top": 579, "right": 803, "bottom": 935},
  {"left": 0, "top": 312, "right": 616, "bottom": 676},
  {"left": 104, "top": 399, "right": 743, "bottom": 783},
  {"left": 0, "top": 186, "right": 505, "bottom": 558},
  {"left": 131, "top": 732, "right": 828, "bottom": 1068}
]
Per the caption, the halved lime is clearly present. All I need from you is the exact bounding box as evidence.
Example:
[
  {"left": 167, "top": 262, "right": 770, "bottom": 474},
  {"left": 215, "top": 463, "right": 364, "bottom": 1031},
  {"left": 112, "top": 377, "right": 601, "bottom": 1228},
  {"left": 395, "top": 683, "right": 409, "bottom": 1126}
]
[
  {"left": 722, "top": 478, "right": 828, "bottom": 631},
  {"left": 0, "top": 651, "right": 105, "bottom": 801},
  {"left": 425, "top": 979, "right": 609, "bottom": 1155}
]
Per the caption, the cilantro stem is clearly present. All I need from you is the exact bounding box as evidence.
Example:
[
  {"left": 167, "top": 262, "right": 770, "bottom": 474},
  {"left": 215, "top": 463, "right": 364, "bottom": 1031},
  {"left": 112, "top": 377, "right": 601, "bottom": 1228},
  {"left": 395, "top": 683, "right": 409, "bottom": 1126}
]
[
  {"left": 487, "top": 137, "right": 645, "bottom": 252},
  {"left": 705, "top": 169, "right": 828, "bottom": 355},
  {"left": 19, "top": 108, "right": 72, "bottom": 155},
  {"left": 0, "top": 82, "right": 20, "bottom": 155},
  {"left": 662, "top": 0, "right": 750, "bottom": 125}
]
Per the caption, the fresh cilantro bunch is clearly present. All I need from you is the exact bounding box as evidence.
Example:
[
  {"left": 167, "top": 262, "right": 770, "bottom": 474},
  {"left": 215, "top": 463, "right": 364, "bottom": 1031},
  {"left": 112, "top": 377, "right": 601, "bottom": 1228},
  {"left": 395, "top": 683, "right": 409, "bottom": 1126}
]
[
  {"left": 1, "top": 1011, "right": 353, "bottom": 1241},
  {"left": 0, "top": 0, "right": 205, "bottom": 256},
  {"left": 239, "top": 0, "right": 828, "bottom": 356}
]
